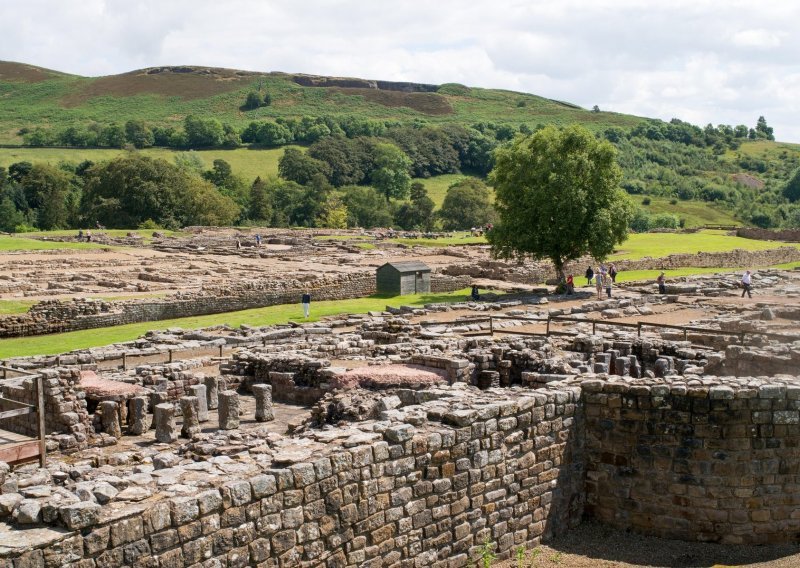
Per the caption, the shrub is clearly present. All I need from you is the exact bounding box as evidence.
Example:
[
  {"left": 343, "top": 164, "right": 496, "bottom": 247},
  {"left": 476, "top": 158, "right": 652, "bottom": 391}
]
[
  {"left": 14, "top": 223, "right": 37, "bottom": 233},
  {"left": 641, "top": 197, "right": 651, "bottom": 205}
]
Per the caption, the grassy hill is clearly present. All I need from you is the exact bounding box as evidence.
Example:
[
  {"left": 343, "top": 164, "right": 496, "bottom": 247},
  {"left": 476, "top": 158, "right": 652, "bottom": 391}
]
[
  {"left": 3, "top": 61, "right": 800, "bottom": 229},
  {"left": 0, "top": 61, "right": 645, "bottom": 144}
]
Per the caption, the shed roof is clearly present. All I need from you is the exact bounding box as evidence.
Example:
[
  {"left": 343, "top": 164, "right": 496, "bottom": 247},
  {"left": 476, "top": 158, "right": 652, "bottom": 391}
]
[{"left": 377, "top": 261, "right": 431, "bottom": 273}]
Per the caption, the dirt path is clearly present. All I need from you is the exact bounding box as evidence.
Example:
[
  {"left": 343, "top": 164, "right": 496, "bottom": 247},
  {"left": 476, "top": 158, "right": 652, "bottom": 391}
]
[{"left": 493, "top": 520, "right": 800, "bottom": 568}]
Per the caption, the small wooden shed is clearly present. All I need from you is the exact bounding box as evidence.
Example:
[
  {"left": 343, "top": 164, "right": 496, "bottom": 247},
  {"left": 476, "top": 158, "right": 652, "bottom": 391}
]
[{"left": 376, "top": 261, "right": 432, "bottom": 296}]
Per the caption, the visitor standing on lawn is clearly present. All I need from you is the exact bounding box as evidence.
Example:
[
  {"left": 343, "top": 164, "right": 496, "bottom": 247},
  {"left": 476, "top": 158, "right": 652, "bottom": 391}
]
[
  {"left": 301, "top": 291, "right": 311, "bottom": 318},
  {"left": 585, "top": 266, "right": 594, "bottom": 286}
]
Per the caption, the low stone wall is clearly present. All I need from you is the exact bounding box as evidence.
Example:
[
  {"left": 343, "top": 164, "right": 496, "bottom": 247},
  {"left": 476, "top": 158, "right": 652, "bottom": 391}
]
[
  {"left": 0, "top": 273, "right": 469, "bottom": 339},
  {"left": 3, "top": 386, "right": 585, "bottom": 567},
  {"left": 737, "top": 227, "right": 800, "bottom": 242},
  {"left": 444, "top": 247, "right": 800, "bottom": 284},
  {"left": 582, "top": 377, "right": 800, "bottom": 544},
  {"left": 0, "top": 369, "right": 92, "bottom": 452}
]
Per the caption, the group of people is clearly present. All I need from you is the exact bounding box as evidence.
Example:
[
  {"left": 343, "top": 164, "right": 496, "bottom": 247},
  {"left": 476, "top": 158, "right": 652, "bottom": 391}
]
[
  {"left": 470, "top": 223, "right": 494, "bottom": 237},
  {"left": 582, "top": 263, "right": 618, "bottom": 299}
]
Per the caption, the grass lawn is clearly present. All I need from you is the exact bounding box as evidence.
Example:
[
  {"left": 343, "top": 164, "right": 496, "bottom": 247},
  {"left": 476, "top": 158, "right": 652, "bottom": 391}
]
[
  {"left": 611, "top": 230, "right": 800, "bottom": 260},
  {"left": 0, "top": 300, "right": 36, "bottom": 315},
  {"left": 0, "top": 235, "right": 111, "bottom": 252},
  {"left": 390, "top": 233, "right": 487, "bottom": 247},
  {"left": 613, "top": 267, "right": 744, "bottom": 283},
  {"left": 411, "top": 174, "right": 486, "bottom": 208},
  {"left": 0, "top": 147, "right": 288, "bottom": 185},
  {"left": 0, "top": 289, "right": 476, "bottom": 359},
  {"left": 637, "top": 196, "right": 740, "bottom": 228}
]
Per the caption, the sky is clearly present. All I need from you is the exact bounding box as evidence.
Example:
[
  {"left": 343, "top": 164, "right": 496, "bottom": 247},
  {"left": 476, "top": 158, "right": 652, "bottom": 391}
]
[{"left": 2, "top": 0, "right": 798, "bottom": 142}]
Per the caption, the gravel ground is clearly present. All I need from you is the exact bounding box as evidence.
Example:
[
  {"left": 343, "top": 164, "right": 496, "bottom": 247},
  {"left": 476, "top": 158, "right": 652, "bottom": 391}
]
[{"left": 491, "top": 520, "right": 800, "bottom": 568}]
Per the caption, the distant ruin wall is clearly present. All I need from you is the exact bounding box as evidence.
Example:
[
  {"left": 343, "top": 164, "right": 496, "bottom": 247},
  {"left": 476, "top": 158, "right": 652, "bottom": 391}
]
[
  {"left": 444, "top": 247, "right": 800, "bottom": 284},
  {"left": 0, "top": 273, "right": 470, "bottom": 339},
  {"left": 737, "top": 228, "right": 800, "bottom": 242}
]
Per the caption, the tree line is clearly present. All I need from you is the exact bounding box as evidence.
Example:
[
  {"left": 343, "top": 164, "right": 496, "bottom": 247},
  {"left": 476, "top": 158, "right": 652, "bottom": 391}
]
[
  {"left": 0, "top": 150, "right": 495, "bottom": 233},
  {"left": 7, "top": 113, "right": 800, "bottom": 233}
]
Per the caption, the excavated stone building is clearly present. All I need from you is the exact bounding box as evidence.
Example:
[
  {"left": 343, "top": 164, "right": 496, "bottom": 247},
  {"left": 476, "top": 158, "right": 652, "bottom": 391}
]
[{"left": 0, "top": 268, "right": 799, "bottom": 567}]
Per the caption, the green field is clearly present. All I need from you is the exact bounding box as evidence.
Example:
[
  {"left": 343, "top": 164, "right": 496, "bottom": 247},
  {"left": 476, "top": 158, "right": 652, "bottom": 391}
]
[
  {"left": 0, "top": 300, "right": 35, "bottom": 315},
  {"left": 611, "top": 230, "right": 799, "bottom": 260},
  {"left": 0, "top": 289, "right": 476, "bottom": 358},
  {"left": 390, "top": 234, "right": 487, "bottom": 247},
  {"left": 637, "top": 196, "right": 740, "bottom": 228},
  {"left": 0, "top": 235, "right": 110, "bottom": 251},
  {"left": 410, "top": 174, "right": 485, "bottom": 207},
  {"left": 0, "top": 146, "right": 287, "bottom": 185}
]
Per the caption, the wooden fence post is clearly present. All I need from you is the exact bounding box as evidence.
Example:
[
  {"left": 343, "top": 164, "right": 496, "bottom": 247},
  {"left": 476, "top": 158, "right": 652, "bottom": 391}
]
[{"left": 35, "top": 375, "right": 46, "bottom": 467}]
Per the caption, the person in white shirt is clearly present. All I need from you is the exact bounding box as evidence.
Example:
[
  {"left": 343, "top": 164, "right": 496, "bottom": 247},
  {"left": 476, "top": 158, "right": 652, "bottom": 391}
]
[{"left": 741, "top": 270, "right": 752, "bottom": 298}]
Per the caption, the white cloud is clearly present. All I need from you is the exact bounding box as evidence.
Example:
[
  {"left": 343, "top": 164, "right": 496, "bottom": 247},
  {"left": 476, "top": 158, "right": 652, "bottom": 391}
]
[
  {"left": 732, "top": 29, "right": 782, "bottom": 49},
  {"left": 0, "top": 0, "right": 798, "bottom": 141}
]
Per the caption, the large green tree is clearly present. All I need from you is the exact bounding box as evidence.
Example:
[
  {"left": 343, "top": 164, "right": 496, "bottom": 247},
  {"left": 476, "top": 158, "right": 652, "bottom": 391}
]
[
  {"left": 439, "top": 178, "right": 495, "bottom": 231},
  {"left": 342, "top": 186, "right": 393, "bottom": 228},
  {"left": 20, "top": 164, "right": 73, "bottom": 230},
  {"left": 278, "top": 148, "right": 331, "bottom": 186},
  {"left": 488, "top": 124, "right": 633, "bottom": 277},
  {"left": 370, "top": 143, "right": 411, "bottom": 203},
  {"left": 394, "top": 182, "right": 435, "bottom": 230},
  {"left": 82, "top": 155, "right": 239, "bottom": 229}
]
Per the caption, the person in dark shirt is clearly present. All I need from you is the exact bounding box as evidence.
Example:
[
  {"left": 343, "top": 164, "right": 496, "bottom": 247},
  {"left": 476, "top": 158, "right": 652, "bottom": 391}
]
[
  {"left": 471, "top": 285, "right": 480, "bottom": 301},
  {"left": 301, "top": 292, "right": 311, "bottom": 318},
  {"left": 585, "top": 266, "right": 594, "bottom": 286}
]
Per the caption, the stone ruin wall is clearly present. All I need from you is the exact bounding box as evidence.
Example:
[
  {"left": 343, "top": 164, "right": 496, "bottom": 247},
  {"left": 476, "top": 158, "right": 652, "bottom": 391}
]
[
  {"left": 737, "top": 227, "right": 800, "bottom": 242},
  {"left": 0, "top": 368, "right": 93, "bottom": 453},
  {"left": 444, "top": 247, "right": 800, "bottom": 285},
  {"left": 4, "top": 296, "right": 800, "bottom": 565},
  {"left": 3, "top": 386, "right": 586, "bottom": 568},
  {"left": 0, "top": 272, "right": 472, "bottom": 339},
  {"left": 5, "top": 375, "right": 800, "bottom": 567},
  {"left": 582, "top": 378, "right": 800, "bottom": 545}
]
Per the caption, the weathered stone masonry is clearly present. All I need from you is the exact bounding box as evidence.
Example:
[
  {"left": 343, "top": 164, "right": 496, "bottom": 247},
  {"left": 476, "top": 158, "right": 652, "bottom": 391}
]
[
  {"left": 3, "top": 385, "right": 586, "bottom": 568},
  {"left": 582, "top": 377, "right": 800, "bottom": 545}
]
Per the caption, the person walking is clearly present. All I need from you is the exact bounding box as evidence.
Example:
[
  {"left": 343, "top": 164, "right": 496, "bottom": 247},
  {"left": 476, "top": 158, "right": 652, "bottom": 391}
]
[
  {"left": 657, "top": 272, "right": 666, "bottom": 295},
  {"left": 255, "top": 234, "right": 261, "bottom": 247},
  {"left": 585, "top": 266, "right": 594, "bottom": 286},
  {"left": 301, "top": 291, "right": 311, "bottom": 318},
  {"left": 609, "top": 263, "right": 618, "bottom": 283},
  {"left": 605, "top": 271, "right": 613, "bottom": 298},
  {"left": 741, "top": 270, "right": 753, "bottom": 298},
  {"left": 595, "top": 267, "right": 604, "bottom": 299}
]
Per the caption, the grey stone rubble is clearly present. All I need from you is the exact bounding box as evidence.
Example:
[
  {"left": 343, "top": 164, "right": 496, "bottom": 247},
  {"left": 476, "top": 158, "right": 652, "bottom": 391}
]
[{"left": 0, "top": 270, "right": 799, "bottom": 566}]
